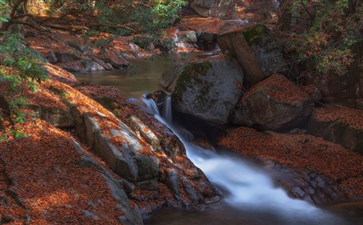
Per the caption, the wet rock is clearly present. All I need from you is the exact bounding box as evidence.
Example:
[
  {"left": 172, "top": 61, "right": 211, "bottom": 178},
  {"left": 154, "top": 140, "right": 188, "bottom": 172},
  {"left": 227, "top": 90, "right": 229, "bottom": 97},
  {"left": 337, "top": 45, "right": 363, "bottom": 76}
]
[
  {"left": 161, "top": 58, "right": 244, "bottom": 124},
  {"left": 234, "top": 74, "right": 313, "bottom": 130},
  {"left": 307, "top": 105, "right": 363, "bottom": 153}
]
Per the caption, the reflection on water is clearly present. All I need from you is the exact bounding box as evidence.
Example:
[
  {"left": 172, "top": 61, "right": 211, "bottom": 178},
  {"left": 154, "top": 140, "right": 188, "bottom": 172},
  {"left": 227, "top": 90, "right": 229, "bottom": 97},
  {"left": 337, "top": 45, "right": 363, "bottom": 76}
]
[{"left": 75, "top": 57, "right": 172, "bottom": 97}]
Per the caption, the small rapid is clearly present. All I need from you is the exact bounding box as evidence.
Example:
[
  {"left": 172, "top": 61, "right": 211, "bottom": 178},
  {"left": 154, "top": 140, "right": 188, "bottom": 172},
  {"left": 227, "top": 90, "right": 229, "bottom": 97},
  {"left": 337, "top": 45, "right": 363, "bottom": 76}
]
[{"left": 141, "top": 95, "right": 350, "bottom": 225}]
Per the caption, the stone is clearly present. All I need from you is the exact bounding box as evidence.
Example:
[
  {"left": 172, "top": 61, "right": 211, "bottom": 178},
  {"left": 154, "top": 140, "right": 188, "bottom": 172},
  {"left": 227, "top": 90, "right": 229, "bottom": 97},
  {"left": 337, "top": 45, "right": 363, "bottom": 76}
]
[
  {"left": 190, "top": 0, "right": 235, "bottom": 18},
  {"left": 218, "top": 27, "right": 266, "bottom": 86},
  {"left": 177, "top": 30, "right": 198, "bottom": 44},
  {"left": 84, "top": 60, "right": 105, "bottom": 71},
  {"left": 99, "top": 52, "right": 129, "bottom": 69},
  {"left": 46, "top": 51, "right": 58, "bottom": 63},
  {"left": 243, "top": 25, "right": 288, "bottom": 76},
  {"left": 196, "top": 30, "right": 218, "bottom": 51},
  {"left": 234, "top": 74, "right": 314, "bottom": 130},
  {"left": 40, "top": 107, "right": 74, "bottom": 128},
  {"left": 219, "top": 25, "right": 288, "bottom": 86},
  {"left": 307, "top": 105, "right": 363, "bottom": 153},
  {"left": 134, "top": 154, "right": 160, "bottom": 181},
  {"left": 55, "top": 51, "right": 81, "bottom": 63},
  {"left": 161, "top": 58, "right": 244, "bottom": 124},
  {"left": 67, "top": 41, "right": 92, "bottom": 53}
]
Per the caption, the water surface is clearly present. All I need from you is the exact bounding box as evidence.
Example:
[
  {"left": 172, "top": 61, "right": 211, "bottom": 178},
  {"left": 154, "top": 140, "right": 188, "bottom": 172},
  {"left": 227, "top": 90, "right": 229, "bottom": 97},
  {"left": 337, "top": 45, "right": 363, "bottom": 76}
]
[{"left": 75, "top": 57, "right": 172, "bottom": 97}]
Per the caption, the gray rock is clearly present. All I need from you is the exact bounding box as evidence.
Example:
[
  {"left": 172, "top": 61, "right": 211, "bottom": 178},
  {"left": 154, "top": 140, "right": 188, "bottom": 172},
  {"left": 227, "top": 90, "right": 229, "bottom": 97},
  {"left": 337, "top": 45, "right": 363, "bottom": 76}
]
[
  {"left": 161, "top": 58, "right": 244, "bottom": 124},
  {"left": 84, "top": 61, "right": 105, "bottom": 71}
]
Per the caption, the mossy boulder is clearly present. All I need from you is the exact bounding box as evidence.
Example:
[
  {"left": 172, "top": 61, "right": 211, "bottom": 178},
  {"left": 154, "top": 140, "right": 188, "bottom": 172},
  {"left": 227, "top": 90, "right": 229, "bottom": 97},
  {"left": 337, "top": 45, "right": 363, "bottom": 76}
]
[{"left": 161, "top": 58, "right": 244, "bottom": 124}]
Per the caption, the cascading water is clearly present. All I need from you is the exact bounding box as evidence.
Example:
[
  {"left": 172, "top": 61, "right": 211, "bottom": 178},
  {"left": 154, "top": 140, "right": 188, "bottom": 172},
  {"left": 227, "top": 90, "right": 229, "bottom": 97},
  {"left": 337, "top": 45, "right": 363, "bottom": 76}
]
[
  {"left": 162, "top": 94, "right": 172, "bottom": 124},
  {"left": 141, "top": 94, "right": 161, "bottom": 116},
  {"left": 143, "top": 96, "right": 348, "bottom": 225}
]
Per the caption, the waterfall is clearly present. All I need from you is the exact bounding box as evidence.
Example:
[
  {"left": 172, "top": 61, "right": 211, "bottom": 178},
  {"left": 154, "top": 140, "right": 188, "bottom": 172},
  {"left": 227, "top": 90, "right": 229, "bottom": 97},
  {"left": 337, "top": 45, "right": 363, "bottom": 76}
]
[
  {"left": 141, "top": 94, "right": 160, "bottom": 116},
  {"left": 141, "top": 97, "right": 339, "bottom": 224},
  {"left": 162, "top": 94, "right": 172, "bottom": 124},
  {"left": 154, "top": 114, "right": 339, "bottom": 223}
]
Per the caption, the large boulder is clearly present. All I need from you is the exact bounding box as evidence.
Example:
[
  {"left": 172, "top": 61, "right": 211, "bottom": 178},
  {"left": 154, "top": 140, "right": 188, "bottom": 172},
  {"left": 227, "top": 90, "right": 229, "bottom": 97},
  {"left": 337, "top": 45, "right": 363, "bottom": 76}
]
[
  {"left": 218, "top": 25, "right": 287, "bottom": 86},
  {"left": 233, "top": 74, "right": 314, "bottom": 130},
  {"left": 190, "top": 0, "right": 235, "bottom": 18},
  {"left": 308, "top": 105, "right": 363, "bottom": 154},
  {"left": 68, "top": 84, "right": 221, "bottom": 213},
  {"left": 161, "top": 58, "right": 244, "bottom": 124}
]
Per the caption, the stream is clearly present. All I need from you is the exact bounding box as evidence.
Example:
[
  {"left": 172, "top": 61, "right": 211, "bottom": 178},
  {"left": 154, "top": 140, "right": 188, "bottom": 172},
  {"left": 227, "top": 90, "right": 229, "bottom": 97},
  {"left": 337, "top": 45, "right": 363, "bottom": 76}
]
[{"left": 75, "top": 57, "right": 363, "bottom": 225}]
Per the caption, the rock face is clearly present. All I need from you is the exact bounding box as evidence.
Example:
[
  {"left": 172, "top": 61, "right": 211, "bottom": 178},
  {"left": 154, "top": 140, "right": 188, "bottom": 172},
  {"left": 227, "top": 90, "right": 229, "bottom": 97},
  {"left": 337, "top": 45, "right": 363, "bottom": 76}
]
[
  {"left": 243, "top": 25, "right": 288, "bottom": 76},
  {"left": 190, "top": 0, "right": 235, "bottom": 18},
  {"left": 218, "top": 27, "right": 266, "bottom": 86},
  {"left": 161, "top": 58, "right": 244, "bottom": 124},
  {"left": 57, "top": 83, "right": 221, "bottom": 213},
  {"left": 218, "top": 25, "right": 287, "bottom": 86},
  {"left": 233, "top": 74, "right": 313, "bottom": 130},
  {"left": 308, "top": 105, "right": 363, "bottom": 154}
]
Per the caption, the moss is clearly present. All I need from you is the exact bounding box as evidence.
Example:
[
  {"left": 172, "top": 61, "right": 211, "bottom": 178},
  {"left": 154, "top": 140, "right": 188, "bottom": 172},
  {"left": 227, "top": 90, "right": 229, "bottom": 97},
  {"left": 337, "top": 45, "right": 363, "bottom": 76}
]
[
  {"left": 175, "top": 62, "right": 211, "bottom": 95},
  {"left": 243, "top": 25, "right": 270, "bottom": 45},
  {"left": 174, "top": 62, "right": 212, "bottom": 105}
]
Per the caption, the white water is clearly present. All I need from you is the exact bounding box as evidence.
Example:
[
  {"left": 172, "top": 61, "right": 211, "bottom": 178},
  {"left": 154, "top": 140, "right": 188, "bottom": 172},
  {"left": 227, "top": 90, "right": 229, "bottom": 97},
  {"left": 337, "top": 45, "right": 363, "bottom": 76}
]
[
  {"left": 162, "top": 94, "right": 172, "bottom": 124},
  {"left": 145, "top": 97, "right": 343, "bottom": 224},
  {"left": 142, "top": 94, "right": 161, "bottom": 115}
]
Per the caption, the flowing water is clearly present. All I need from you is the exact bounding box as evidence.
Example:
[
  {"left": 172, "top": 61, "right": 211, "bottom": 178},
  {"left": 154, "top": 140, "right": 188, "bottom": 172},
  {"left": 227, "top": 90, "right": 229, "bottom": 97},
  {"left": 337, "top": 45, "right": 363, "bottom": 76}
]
[{"left": 76, "top": 58, "right": 363, "bottom": 225}]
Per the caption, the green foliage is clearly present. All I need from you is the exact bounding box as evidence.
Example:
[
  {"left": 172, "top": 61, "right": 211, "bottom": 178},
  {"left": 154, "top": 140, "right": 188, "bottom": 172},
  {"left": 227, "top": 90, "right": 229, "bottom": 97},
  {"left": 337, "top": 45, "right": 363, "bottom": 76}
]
[
  {"left": 47, "top": 0, "right": 186, "bottom": 36},
  {"left": 0, "top": 29, "right": 48, "bottom": 82},
  {"left": 0, "top": 0, "right": 10, "bottom": 22},
  {"left": 0, "top": 27, "right": 48, "bottom": 137},
  {"left": 284, "top": 0, "right": 362, "bottom": 76}
]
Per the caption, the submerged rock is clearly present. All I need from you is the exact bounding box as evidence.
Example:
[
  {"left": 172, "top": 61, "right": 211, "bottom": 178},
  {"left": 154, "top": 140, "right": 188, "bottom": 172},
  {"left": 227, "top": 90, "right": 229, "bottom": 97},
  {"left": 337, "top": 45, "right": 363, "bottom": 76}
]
[
  {"left": 308, "top": 105, "right": 363, "bottom": 154},
  {"left": 233, "top": 74, "right": 313, "bottom": 130},
  {"left": 161, "top": 58, "right": 244, "bottom": 124}
]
